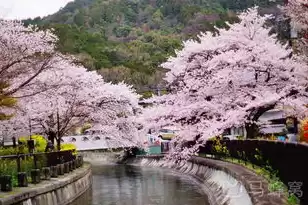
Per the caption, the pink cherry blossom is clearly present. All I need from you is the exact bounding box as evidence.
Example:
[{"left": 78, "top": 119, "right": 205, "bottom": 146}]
[
  {"left": 0, "top": 20, "right": 141, "bottom": 148},
  {"left": 139, "top": 7, "right": 308, "bottom": 160}
]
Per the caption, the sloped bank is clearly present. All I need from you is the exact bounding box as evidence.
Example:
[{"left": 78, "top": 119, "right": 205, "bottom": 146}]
[
  {"left": 0, "top": 164, "right": 92, "bottom": 205},
  {"left": 132, "top": 155, "right": 286, "bottom": 205}
]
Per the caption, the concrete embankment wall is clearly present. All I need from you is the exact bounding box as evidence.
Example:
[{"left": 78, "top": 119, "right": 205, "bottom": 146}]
[
  {"left": 0, "top": 164, "right": 92, "bottom": 205},
  {"left": 133, "top": 156, "right": 287, "bottom": 205}
]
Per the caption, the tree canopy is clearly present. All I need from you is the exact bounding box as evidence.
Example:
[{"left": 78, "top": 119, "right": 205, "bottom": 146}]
[
  {"left": 139, "top": 7, "right": 308, "bottom": 160},
  {"left": 0, "top": 20, "right": 142, "bottom": 149}
]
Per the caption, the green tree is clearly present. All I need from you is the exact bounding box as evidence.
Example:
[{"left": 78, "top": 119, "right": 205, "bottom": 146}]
[
  {"left": 152, "top": 9, "right": 164, "bottom": 27},
  {"left": 21, "top": 0, "right": 283, "bottom": 91}
]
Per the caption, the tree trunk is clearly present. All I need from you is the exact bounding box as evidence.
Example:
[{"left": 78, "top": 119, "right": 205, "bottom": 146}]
[
  {"left": 47, "top": 131, "right": 56, "bottom": 145},
  {"left": 56, "top": 138, "right": 61, "bottom": 151},
  {"left": 245, "top": 123, "right": 259, "bottom": 139},
  {"left": 245, "top": 104, "right": 276, "bottom": 139}
]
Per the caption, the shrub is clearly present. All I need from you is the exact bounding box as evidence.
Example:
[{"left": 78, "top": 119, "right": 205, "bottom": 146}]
[
  {"left": 212, "top": 137, "right": 229, "bottom": 158},
  {"left": 18, "top": 135, "right": 47, "bottom": 153},
  {"left": 236, "top": 135, "right": 245, "bottom": 140},
  {"left": 31, "top": 135, "right": 47, "bottom": 152},
  {"left": 0, "top": 157, "right": 35, "bottom": 187},
  {"left": 0, "top": 136, "right": 76, "bottom": 187},
  {"left": 0, "top": 147, "right": 18, "bottom": 156},
  {"left": 61, "top": 143, "right": 77, "bottom": 155}
]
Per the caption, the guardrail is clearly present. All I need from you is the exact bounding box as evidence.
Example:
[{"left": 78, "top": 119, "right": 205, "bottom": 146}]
[
  {"left": 197, "top": 140, "right": 307, "bottom": 205},
  {"left": 0, "top": 150, "right": 84, "bottom": 192}
]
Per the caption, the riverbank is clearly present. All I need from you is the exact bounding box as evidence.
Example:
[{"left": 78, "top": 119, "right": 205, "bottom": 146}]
[
  {"left": 0, "top": 164, "right": 92, "bottom": 205},
  {"left": 133, "top": 155, "right": 287, "bottom": 205}
]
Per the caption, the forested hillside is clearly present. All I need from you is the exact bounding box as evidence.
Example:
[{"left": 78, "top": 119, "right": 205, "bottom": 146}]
[{"left": 23, "top": 0, "right": 285, "bottom": 94}]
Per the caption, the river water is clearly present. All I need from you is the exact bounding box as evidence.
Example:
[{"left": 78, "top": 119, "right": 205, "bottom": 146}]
[{"left": 71, "top": 164, "right": 210, "bottom": 205}]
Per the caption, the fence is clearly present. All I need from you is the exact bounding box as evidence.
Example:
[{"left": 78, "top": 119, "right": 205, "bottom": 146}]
[
  {"left": 0, "top": 150, "right": 83, "bottom": 192},
  {"left": 197, "top": 140, "right": 308, "bottom": 205}
]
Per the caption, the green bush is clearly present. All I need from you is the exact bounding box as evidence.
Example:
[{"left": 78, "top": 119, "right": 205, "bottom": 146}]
[
  {"left": 61, "top": 143, "right": 77, "bottom": 155},
  {"left": 141, "top": 91, "right": 153, "bottom": 99},
  {"left": 32, "top": 135, "right": 47, "bottom": 153},
  {"left": 236, "top": 135, "right": 245, "bottom": 140},
  {"left": 0, "top": 136, "right": 76, "bottom": 187},
  {"left": 0, "top": 157, "right": 35, "bottom": 187},
  {"left": 212, "top": 137, "right": 229, "bottom": 158},
  {"left": 0, "top": 147, "right": 18, "bottom": 156},
  {"left": 18, "top": 135, "right": 47, "bottom": 153},
  {"left": 288, "top": 194, "right": 300, "bottom": 205}
]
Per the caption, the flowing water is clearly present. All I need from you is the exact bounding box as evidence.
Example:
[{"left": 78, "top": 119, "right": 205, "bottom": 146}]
[{"left": 71, "top": 164, "right": 210, "bottom": 205}]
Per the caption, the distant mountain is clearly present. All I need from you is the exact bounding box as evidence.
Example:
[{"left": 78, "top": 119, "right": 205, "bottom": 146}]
[{"left": 23, "top": 0, "right": 286, "bottom": 95}]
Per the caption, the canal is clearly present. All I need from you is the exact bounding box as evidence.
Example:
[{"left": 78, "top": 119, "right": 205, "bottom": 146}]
[{"left": 71, "top": 164, "right": 210, "bottom": 205}]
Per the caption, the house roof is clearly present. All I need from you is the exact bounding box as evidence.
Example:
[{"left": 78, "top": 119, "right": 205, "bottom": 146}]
[{"left": 259, "top": 110, "right": 285, "bottom": 121}]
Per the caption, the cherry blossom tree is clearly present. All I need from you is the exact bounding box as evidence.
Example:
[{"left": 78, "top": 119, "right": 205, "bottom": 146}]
[
  {"left": 284, "top": 0, "right": 308, "bottom": 30},
  {"left": 0, "top": 20, "right": 142, "bottom": 148},
  {"left": 0, "top": 20, "right": 59, "bottom": 96},
  {"left": 139, "top": 7, "right": 308, "bottom": 160},
  {"left": 0, "top": 20, "right": 63, "bottom": 123},
  {"left": 283, "top": 0, "right": 308, "bottom": 55},
  {"left": 0, "top": 59, "right": 141, "bottom": 149}
]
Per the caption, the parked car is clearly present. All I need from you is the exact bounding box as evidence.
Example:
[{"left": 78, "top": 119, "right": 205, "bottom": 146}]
[{"left": 157, "top": 127, "right": 179, "bottom": 140}]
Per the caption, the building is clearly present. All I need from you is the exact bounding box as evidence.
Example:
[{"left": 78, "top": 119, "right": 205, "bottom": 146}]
[
  {"left": 223, "top": 109, "right": 298, "bottom": 140},
  {"left": 223, "top": 126, "right": 246, "bottom": 140},
  {"left": 258, "top": 109, "right": 287, "bottom": 135}
]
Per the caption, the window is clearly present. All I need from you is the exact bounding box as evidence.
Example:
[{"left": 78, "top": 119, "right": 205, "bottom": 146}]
[{"left": 271, "top": 118, "right": 286, "bottom": 125}]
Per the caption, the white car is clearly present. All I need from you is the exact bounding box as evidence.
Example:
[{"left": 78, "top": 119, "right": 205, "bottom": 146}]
[{"left": 157, "top": 127, "right": 179, "bottom": 140}]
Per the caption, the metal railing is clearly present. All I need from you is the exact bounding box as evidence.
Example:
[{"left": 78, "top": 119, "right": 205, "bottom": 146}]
[
  {"left": 196, "top": 140, "right": 307, "bottom": 205},
  {"left": 0, "top": 150, "right": 84, "bottom": 192},
  {"left": 0, "top": 150, "right": 74, "bottom": 171}
]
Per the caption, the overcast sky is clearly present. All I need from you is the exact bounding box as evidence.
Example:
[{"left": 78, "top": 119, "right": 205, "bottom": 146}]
[{"left": 0, "top": 0, "right": 73, "bottom": 20}]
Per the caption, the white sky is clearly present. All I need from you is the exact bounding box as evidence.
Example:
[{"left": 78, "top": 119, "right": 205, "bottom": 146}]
[{"left": 0, "top": 0, "right": 73, "bottom": 20}]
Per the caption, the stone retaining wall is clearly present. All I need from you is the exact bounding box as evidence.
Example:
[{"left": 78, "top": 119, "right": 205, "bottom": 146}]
[
  {"left": 134, "top": 155, "right": 287, "bottom": 205},
  {"left": 0, "top": 164, "right": 92, "bottom": 205}
]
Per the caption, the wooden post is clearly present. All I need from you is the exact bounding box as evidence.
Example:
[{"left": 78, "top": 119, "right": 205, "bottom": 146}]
[
  {"left": 31, "top": 169, "right": 41, "bottom": 184},
  {"left": 17, "top": 156, "right": 21, "bottom": 172},
  {"left": 17, "top": 172, "right": 28, "bottom": 187},
  {"left": 33, "top": 155, "right": 38, "bottom": 169}
]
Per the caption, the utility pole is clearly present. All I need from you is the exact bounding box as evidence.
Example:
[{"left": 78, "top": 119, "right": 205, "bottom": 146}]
[
  {"left": 27, "top": 118, "right": 34, "bottom": 153},
  {"left": 56, "top": 107, "right": 61, "bottom": 151},
  {"left": 156, "top": 84, "right": 161, "bottom": 96},
  {"left": 29, "top": 118, "right": 32, "bottom": 140}
]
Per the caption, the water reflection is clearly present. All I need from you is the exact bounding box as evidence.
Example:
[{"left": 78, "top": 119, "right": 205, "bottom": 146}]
[{"left": 72, "top": 164, "right": 210, "bottom": 205}]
